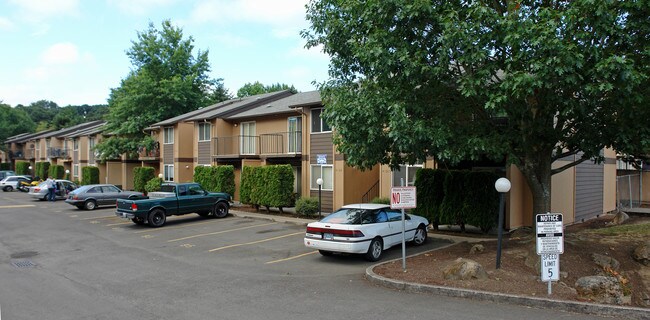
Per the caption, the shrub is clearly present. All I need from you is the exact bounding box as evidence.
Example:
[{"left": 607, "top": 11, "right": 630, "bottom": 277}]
[
  {"left": 194, "top": 165, "right": 235, "bottom": 195},
  {"left": 50, "top": 165, "right": 65, "bottom": 179},
  {"left": 145, "top": 177, "right": 163, "bottom": 193},
  {"left": 464, "top": 171, "right": 500, "bottom": 233},
  {"left": 240, "top": 166, "right": 255, "bottom": 205},
  {"left": 0, "top": 163, "right": 10, "bottom": 170},
  {"left": 15, "top": 162, "right": 30, "bottom": 175},
  {"left": 133, "top": 167, "right": 155, "bottom": 193},
  {"left": 81, "top": 166, "right": 99, "bottom": 185},
  {"left": 245, "top": 165, "right": 294, "bottom": 213},
  {"left": 439, "top": 170, "right": 468, "bottom": 231},
  {"left": 36, "top": 161, "right": 50, "bottom": 179},
  {"left": 370, "top": 197, "right": 390, "bottom": 205},
  {"left": 295, "top": 197, "right": 319, "bottom": 216}
]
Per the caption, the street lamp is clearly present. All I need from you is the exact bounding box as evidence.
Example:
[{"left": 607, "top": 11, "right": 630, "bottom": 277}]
[
  {"left": 316, "top": 178, "right": 323, "bottom": 218},
  {"left": 28, "top": 165, "right": 33, "bottom": 180},
  {"left": 65, "top": 169, "right": 70, "bottom": 181},
  {"left": 495, "top": 177, "right": 511, "bottom": 269}
]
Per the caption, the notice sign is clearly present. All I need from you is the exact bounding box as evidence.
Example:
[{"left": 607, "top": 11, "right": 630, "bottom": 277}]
[
  {"left": 536, "top": 213, "right": 564, "bottom": 254},
  {"left": 390, "top": 187, "right": 417, "bottom": 209},
  {"left": 316, "top": 154, "right": 327, "bottom": 164},
  {"left": 541, "top": 253, "right": 560, "bottom": 282}
]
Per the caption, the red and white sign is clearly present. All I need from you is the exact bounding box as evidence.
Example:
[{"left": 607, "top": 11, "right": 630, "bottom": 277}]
[{"left": 390, "top": 187, "right": 417, "bottom": 209}]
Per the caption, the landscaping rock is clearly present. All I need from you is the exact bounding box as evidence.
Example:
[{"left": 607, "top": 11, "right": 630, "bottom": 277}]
[
  {"left": 632, "top": 241, "right": 650, "bottom": 266},
  {"left": 574, "top": 276, "right": 630, "bottom": 305},
  {"left": 608, "top": 210, "right": 629, "bottom": 225},
  {"left": 469, "top": 244, "right": 484, "bottom": 254},
  {"left": 443, "top": 258, "right": 488, "bottom": 280},
  {"left": 641, "top": 292, "right": 650, "bottom": 307},
  {"left": 510, "top": 227, "right": 534, "bottom": 240},
  {"left": 591, "top": 253, "right": 620, "bottom": 271}
]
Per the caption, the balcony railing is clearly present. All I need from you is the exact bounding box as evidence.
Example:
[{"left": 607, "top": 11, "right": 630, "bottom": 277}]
[
  {"left": 9, "top": 150, "right": 24, "bottom": 160},
  {"left": 47, "top": 148, "right": 70, "bottom": 159},
  {"left": 138, "top": 146, "right": 160, "bottom": 160},
  {"left": 213, "top": 131, "right": 301, "bottom": 158}
]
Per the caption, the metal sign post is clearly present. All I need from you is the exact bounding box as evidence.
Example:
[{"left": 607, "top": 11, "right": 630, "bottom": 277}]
[
  {"left": 536, "top": 213, "right": 564, "bottom": 295},
  {"left": 390, "top": 180, "right": 416, "bottom": 272}
]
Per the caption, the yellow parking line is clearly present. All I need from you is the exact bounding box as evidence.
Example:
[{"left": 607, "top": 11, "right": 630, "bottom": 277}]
[
  {"left": 133, "top": 219, "right": 221, "bottom": 234},
  {"left": 0, "top": 205, "right": 36, "bottom": 209},
  {"left": 80, "top": 215, "right": 118, "bottom": 221},
  {"left": 265, "top": 251, "right": 318, "bottom": 265},
  {"left": 208, "top": 232, "right": 304, "bottom": 252},
  {"left": 167, "top": 222, "right": 277, "bottom": 242}
]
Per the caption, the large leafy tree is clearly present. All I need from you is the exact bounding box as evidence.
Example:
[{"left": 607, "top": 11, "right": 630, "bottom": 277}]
[
  {"left": 0, "top": 103, "right": 36, "bottom": 149},
  {"left": 97, "top": 20, "right": 228, "bottom": 159},
  {"left": 15, "top": 100, "right": 59, "bottom": 125},
  {"left": 303, "top": 0, "right": 650, "bottom": 221},
  {"left": 236, "top": 81, "right": 297, "bottom": 98}
]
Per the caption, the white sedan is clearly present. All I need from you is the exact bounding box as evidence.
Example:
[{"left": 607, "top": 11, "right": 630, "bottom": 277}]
[{"left": 304, "top": 203, "right": 429, "bottom": 261}]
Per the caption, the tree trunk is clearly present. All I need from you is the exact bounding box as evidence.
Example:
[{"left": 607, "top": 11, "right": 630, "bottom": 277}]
[{"left": 520, "top": 152, "right": 552, "bottom": 226}]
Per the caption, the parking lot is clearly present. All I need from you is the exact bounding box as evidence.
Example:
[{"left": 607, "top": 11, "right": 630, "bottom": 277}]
[{"left": 0, "top": 191, "right": 604, "bottom": 320}]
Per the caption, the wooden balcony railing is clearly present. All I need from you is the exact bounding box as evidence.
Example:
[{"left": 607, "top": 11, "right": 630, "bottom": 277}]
[{"left": 213, "top": 131, "right": 302, "bottom": 157}]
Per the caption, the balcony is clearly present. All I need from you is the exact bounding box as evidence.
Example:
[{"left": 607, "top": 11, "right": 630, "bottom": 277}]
[
  {"left": 47, "top": 148, "right": 70, "bottom": 160},
  {"left": 213, "top": 131, "right": 301, "bottom": 158},
  {"left": 138, "top": 146, "right": 160, "bottom": 161},
  {"left": 9, "top": 150, "right": 24, "bottom": 160},
  {"left": 24, "top": 149, "right": 35, "bottom": 160}
]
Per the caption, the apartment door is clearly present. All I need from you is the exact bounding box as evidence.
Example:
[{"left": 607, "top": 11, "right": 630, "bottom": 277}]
[
  {"left": 288, "top": 117, "right": 302, "bottom": 154},
  {"left": 240, "top": 122, "right": 256, "bottom": 155}
]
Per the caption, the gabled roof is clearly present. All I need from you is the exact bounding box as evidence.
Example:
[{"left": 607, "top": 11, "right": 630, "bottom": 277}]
[
  {"left": 184, "top": 90, "right": 295, "bottom": 122},
  {"left": 64, "top": 121, "right": 107, "bottom": 138},
  {"left": 226, "top": 91, "right": 321, "bottom": 120},
  {"left": 144, "top": 99, "right": 239, "bottom": 130},
  {"left": 29, "top": 120, "right": 105, "bottom": 141},
  {"left": 5, "top": 129, "right": 55, "bottom": 144}
]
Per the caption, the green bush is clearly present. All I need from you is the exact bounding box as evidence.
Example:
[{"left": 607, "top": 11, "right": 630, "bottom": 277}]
[
  {"left": 0, "top": 163, "right": 10, "bottom": 170},
  {"left": 36, "top": 161, "right": 50, "bottom": 179},
  {"left": 81, "top": 166, "right": 99, "bottom": 185},
  {"left": 194, "top": 165, "right": 235, "bottom": 195},
  {"left": 464, "top": 171, "right": 500, "bottom": 233},
  {"left": 15, "top": 162, "right": 30, "bottom": 175},
  {"left": 145, "top": 177, "right": 163, "bottom": 193},
  {"left": 295, "top": 197, "right": 319, "bottom": 216},
  {"left": 439, "top": 171, "right": 468, "bottom": 230},
  {"left": 50, "top": 165, "right": 65, "bottom": 179},
  {"left": 370, "top": 197, "right": 390, "bottom": 205},
  {"left": 244, "top": 165, "right": 294, "bottom": 213},
  {"left": 133, "top": 167, "right": 155, "bottom": 193},
  {"left": 240, "top": 166, "right": 255, "bottom": 205}
]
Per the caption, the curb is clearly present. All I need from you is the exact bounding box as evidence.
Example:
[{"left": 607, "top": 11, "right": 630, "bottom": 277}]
[{"left": 366, "top": 255, "right": 649, "bottom": 320}]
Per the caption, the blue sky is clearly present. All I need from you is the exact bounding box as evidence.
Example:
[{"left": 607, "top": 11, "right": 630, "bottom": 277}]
[{"left": 0, "top": 0, "right": 330, "bottom": 107}]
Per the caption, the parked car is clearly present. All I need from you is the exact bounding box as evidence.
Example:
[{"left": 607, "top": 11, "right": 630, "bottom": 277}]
[
  {"left": 115, "top": 182, "right": 231, "bottom": 227},
  {"left": 65, "top": 184, "right": 144, "bottom": 210},
  {"left": 304, "top": 203, "right": 429, "bottom": 261},
  {"left": 0, "top": 170, "right": 17, "bottom": 180},
  {"left": 28, "top": 179, "right": 78, "bottom": 201},
  {"left": 0, "top": 175, "right": 32, "bottom": 192}
]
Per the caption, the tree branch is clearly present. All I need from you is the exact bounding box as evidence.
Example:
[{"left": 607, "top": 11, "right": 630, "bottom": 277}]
[
  {"left": 551, "top": 157, "right": 589, "bottom": 175},
  {"left": 552, "top": 149, "right": 578, "bottom": 162}
]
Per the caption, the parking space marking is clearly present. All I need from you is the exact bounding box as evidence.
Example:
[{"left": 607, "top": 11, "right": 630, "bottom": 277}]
[
  {"left": 265, "top": 251, "right": 318, "bottom": 265},
  {"left": 80, "top": 215, "right": 118, "bottom": 221},
  {"left": 0, "top": 205, "right": 36, "bottom": 209},
  {"left": 105, "top": 221, "right": 133, "bottom": 226},
  {"left": 167, "top": 222, "right": 277, "bottom": 242},
  {"left": 69, "top": 214, "right": 79, "bottom": 218},
  {"left": 208, "top": 232, "right": 304, "bottom": 252},
  {"left": 132, "top": 219, "right": 222, "bottom": 234}
]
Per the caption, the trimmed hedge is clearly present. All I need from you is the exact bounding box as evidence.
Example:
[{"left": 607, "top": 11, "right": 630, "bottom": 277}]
[
  {"left": 50, "top": 165, "right": 65, "bottom": 179},
  {"left": 241, "top": 165, "right": 294, "bottom": 213},
  {"left": 81, "top": 166, "right": 99, "bottom": 185},
  {"left": 193, "top": 165, "right": 235, "bottom": 195},
  {"left": 240, "top": 166, "right": 255, "bottom": 205},
  {"left": 370, "top": 197, "right": 390, "bottom": 205},
  {"left": 414, "top": 169, "right": 500, "bottom": 233},
  {"left": 295, "top": 197, "right": 319, "bottom": 216},
  {"left": 35, "top": 161, "right": 50, "bottom": 179},
  {"left": 133, "top": 167, "right": 155, "bottom": 193},
  {"left": 145, "top": 177, "right": 163, "bottom": 193},
  {"left": 15, "top": 162, "right": 30, "bottom": 175},
  {"left": 0, "top": 163, "right": 10, "bottom": 170}
]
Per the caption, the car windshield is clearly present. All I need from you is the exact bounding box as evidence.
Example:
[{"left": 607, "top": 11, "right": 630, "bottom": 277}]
[{"left": 319, "top": 208, "right": 380, "bottom": 225}]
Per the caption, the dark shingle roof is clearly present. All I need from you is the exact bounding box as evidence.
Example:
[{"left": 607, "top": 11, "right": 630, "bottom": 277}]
[
  {"left": 5, "top": 130, "right": 55, "bottom": 144},
  {"left": 226, "top": 91, "right": 322, "bottom": 120},
  {"left": 64, "top": 121, "right": 107, "bottom": 138},
  {"left": 184, "top": 90, "right": 294, "bottom": 122}
]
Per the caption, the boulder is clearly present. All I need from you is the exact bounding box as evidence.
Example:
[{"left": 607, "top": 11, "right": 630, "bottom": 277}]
[
  {"left": 469, "top": 244, "right": 485, "bottom": 254},
  {"left": 591, "top": 253, "right": 620, "bottom": 271},
  {"left": 575, "top": 276, "right": 630, "bottom": 305},
  {"left": 608, "top": 211, "right": 629, "bottom": 225},
  {"left": 632, "top": 241, "right": 650, "bottom": 266},
  {"left": 443, "top": 258, "right": 488, "bottom": 280},
  {"left": 510, "top": 227, "right": 534, "bottom": 240}
]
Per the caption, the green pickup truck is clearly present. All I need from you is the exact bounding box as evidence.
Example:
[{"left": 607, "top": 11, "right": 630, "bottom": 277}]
[{"left": 115, "top": 182, "right": 231, "bottom": 227}]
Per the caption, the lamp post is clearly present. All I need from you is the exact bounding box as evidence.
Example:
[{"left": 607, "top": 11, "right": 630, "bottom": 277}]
[
  {"left": 28, "top": 165, "right": 33, "bottom": 180},
  {"left": 65, "top": 169, "right": 70, "bottom": 181},
  {"left": 495, "top": 177, "right": 511, "bottom": 269},
  {"left": 316, "top": 178, "right": 323, "bottom": 218}
]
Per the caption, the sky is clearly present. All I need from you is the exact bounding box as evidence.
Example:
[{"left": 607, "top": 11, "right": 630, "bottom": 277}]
[{"left": 0, "top": 0, "right": 330, "bottom": 107}]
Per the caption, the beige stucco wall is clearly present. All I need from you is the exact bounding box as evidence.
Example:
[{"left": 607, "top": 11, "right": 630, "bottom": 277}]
[
  {"left": 551, "top": 161, "right": 576, "bottom": 225},
  {"left": 106, "top": 161, "right": 122, "bottom": 186},
  {"left": 174, "top": 122, "right": 195, "bottom": 183},
  {"left": 121, "top": 162, "right": 139, "bottom": 190},
  {"left": 603, "top": 148, "right": 617, "bottom": 213},
  {"left": 337, "top": 163, "right": 379, "bottom": 207}
]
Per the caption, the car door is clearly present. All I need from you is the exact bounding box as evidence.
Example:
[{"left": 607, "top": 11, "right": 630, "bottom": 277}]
[
  {"left": 188, "top": 184, "right": 214, "bottom": 211},
  {"left": 385, "top": 209, "right": 407, "bottom": 246},
  {"left": 176, "top": 185, "right": 196, "bottom": 214},
  {"left": 100, "top": 185, "right": 121, "bottom": 205},
  {"left": 361, "top": 209, "right": 392, "bottom": 245}
]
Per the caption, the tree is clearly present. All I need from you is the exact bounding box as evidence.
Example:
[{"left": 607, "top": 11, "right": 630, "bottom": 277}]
[
  {"left": 52, "top": 106, "right": 84, "bottom": 129},
  {"left": 0, "top": 103, "right": 35, "bottom": 149},
  {"left": 16, "top": 100, "right": 59, "bottom": 124},
  {"left": 96, "top": 20, "right": 227, "bottom": 159},
  {"left": 236, "top": 81, "right": 297, "bottom": 98},
  {"left": 303, "top": 0, "right": 650, "bottom": 222}
]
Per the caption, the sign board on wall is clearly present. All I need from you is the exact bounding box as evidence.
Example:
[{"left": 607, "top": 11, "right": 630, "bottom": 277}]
[{"left": 316, "top": 154, "right": 327, "bottom": 164}]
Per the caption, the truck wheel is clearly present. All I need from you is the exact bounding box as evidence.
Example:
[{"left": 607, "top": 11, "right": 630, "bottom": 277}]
[
  {"left": 212, "top": 202, "right": 228, "bottom": 218},
  {"left": 148, "top": 209, "right": 166, "bottom": 227}
]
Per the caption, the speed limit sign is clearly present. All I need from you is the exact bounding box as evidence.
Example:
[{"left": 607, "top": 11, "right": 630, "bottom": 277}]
[{"left": 541, "top": 253, "right": 560, "bottom": 281}]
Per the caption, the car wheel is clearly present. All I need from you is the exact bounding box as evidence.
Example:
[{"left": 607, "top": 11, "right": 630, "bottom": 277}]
[
  {"left": 132, "top": 217, "right": 146, "bottom": 225},
  {"left": 84, "top": 200, "right": 97, "bottom": 210},
  {"left": 318, "top": 250, "right": 334, "bottom": 257},
  {"left": 148, "top": 209, "right": 166, "bottom": 228},
  {"left": 3, "top": 186, "right": 12, "bottom": 192},
  {"left": 212, "top": 202, "right": 228, "bottom": 218},
  {"left": 364, "top": 238, "right": 383, "bottom": 262},
  {"left": 411, "top": 225, "right": 428, "bottom": 246}
]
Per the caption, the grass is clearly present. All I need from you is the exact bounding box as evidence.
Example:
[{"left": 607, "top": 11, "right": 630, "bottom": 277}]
[{"left": 586, "top": 221, "right": 650, "bottom": 236}]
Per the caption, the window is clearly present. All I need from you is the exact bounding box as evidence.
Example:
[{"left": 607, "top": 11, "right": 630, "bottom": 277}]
[
  {"left": 240, "top": 122, "right": 256, "bottom": 155},
  {"left": 163, "top": 127, "right": 174, "bottom": 144},
  {"left": 311, "top": 108, "right": 331, "bottom": 133},
  {"left": 102, "top": 185, "right": 119, "bottom": 193},
  {"left": 73, "top": 139, "right": 79, "bottom": 151},
  {"left": 73, "top": 164, "right": 79, "bottom": 177},
  {"left": 392, "top": 164, "right": 423, "bottom": 187},
  {"left": 198, "top": 123, "right": 211, "bottom": 142},
  {"left": 288, "top": 117, "right": 302, "bottom": 153},
  {"left": 164, "top": 165, "right": 174, "bottom": 181},
  {"left": 311, "top": 165, "right": 333, "bottom": 190}
]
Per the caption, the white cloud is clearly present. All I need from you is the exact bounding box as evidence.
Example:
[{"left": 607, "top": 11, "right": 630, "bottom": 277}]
[
  {"left": 108, "top": 0, "right": 178, "bottom": 15},
  {"left": 212, "top": 32, "right": 253, "bottom": 48},
  {"left": 9, "top": 0, "right": 80, "bottom": 20},
  {"left": 41, "top": 42, "right": 80, "bottom": 65},
  {"left": 0, "top": 17, "right": 14, "bottom": 30}
]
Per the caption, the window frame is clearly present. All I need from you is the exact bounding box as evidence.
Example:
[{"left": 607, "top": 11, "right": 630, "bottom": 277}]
[
  {"left": 198, "top": 123, "right": 211, "bottom": 142},
  {"left": 391, "top": 164, "right": 424, "bottom": 187},
  {"left": 164, "top": 164, "right": 174, "bottom": 182},
  {"left": 163, "top": 127, "right": 174, "bottom": 144},
  {"left": 310, "top": 108, "right": 331, "bottom": 134},
  {"left": 310, "top": 164, "right": 333, "bottom": 191}
]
